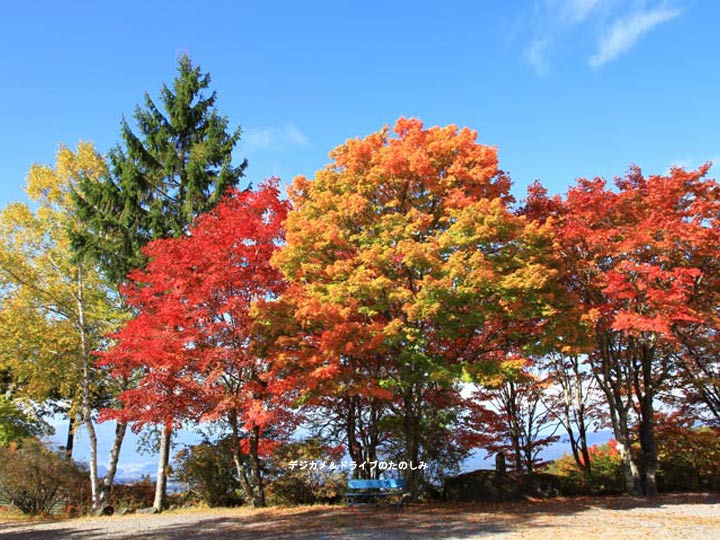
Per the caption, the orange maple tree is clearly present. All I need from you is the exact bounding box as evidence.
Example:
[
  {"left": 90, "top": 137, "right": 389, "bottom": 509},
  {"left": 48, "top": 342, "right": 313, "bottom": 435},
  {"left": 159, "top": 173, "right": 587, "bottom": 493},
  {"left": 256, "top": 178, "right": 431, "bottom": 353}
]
[{"left": 272, "top": 118, "right": 562, "bottom": 495}]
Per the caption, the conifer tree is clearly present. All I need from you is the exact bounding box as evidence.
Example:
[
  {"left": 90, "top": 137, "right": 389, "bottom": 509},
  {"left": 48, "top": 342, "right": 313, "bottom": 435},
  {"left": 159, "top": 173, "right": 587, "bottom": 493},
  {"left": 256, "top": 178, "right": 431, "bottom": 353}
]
[
  {"left": 73, "top": 54, "right": 247, "bottom": 283},
  {"left": 72, "top": 54, "right": 247, "bottom": 511}
]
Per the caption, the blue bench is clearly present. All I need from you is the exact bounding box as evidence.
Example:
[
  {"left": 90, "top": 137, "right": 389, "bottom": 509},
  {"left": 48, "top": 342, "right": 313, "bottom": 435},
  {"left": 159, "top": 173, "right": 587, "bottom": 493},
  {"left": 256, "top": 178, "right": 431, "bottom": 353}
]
[{"left": 345, "top": 478, "right": 408, "bottom": 507}]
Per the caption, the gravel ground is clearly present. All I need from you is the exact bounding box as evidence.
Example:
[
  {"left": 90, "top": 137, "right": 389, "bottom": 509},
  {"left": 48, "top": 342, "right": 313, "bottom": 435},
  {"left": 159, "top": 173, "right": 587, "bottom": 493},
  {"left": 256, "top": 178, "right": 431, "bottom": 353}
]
[{"left": 1, "top": 493, "right": 718, "bottom": 540}]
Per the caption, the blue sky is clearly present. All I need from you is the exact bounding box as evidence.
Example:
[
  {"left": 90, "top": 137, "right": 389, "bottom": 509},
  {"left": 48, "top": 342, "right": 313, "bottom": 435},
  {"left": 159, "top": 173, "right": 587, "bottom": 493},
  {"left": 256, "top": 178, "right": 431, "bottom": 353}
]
[
  {"left": 1, "top": 0, "right": 718, "bottom": 474},
  {"left": 2, "top": 0, "right": 719, "bottom": 210}
]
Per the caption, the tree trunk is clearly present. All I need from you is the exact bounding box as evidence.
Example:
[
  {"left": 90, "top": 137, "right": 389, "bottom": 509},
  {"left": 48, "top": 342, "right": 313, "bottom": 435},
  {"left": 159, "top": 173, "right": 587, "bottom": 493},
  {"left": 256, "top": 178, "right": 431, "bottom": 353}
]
[
  {"left": 368, "top": 398, "right": 382, "bottom": 480},
  {"left": 614, "top": 409, "right": 641, "bottom": 496},
  {"left": 601, "top": 377, "right": 640, "bottom": 494},
  {"left": 402, "top": 387, "right": 422, "bottom": 500},
  {"left": 65, "top": 415, "right": 75, "bottom": 459},
  {"left": 638, "top": 397, "right": 658, "bottom": 496},
  {"left": 84, "top": 414, "right": 100, "bottom": 510},
  {"left": 153, "top": 422, "right": 171, "bottom": 512},
  {"left": 593, "top": 335, "right": 641, "bottom": 495},
  {"left": 228, "top": 410, "right": 258, "bottom": 506},
  {"left": 77, "top": 266, "right": 100, "bottom": 511},
  {"left": 249, "top": 426, "right": 266, "bottom": 507},
  {"left": 572, "top": 357, "right": 592, "bottom": 477},
  {"left": 634, "top": 342, "right": 659, "bottom": 496},
  {"left": 99, "top": 421, "right": 128, "bottom": 507},
  {"left": 578, "top": 424, "right": 592, "bottom": 478},
  {"left": 405, "top": 430, "right": 420, "bottom": 500},
  {"left": 345, "top": 397, "right": 364, "bottom": 479},
  {"left": 618, "top": 439, "right": 641, "bottom": 495},
  {"left": 503, "top": 381, "right": 525, "bottom": 474}
]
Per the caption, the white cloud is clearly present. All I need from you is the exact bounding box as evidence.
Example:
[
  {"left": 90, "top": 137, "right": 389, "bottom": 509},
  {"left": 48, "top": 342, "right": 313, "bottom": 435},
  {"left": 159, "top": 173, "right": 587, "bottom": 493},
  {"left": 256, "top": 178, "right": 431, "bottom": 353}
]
[
  {"left": 589, "top": 7, "right": 681, "bottom": 67},
  {"left": 522, "top": 0, "right": 605, "bottom": 72},
  {"left": 557, "top": 0, "right": 603, "bottom": 22},
  {"left": 522, "top": 2, "right": 685, "bottom": 74},
  {"left": 242, "top": 123, "right": 310, "bottom": 153},
  {"left": 526, "top": 38, "right": 552, "bottom": 76}
]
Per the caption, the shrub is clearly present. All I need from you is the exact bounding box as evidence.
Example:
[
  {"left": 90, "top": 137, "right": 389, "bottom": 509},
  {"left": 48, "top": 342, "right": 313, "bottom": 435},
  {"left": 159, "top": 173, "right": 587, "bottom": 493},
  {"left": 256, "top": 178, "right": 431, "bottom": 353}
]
[
  {"left": 544, "top": 441, "right": 624, "bottom": 495},
  {"left": 111, "top": 476, "right": 156, "bottom": 511},
  {"left": 174, "top": 437, "right": 243, "bottom": 507},
  {"left": 0, "top": 438, "right": 88, "bottom": 515},
  {"left": 266, "top": 438, "right": 347, "bottom": 505},
  {"left": 655, "top": 415, "right": 720, "bottom": 492}
]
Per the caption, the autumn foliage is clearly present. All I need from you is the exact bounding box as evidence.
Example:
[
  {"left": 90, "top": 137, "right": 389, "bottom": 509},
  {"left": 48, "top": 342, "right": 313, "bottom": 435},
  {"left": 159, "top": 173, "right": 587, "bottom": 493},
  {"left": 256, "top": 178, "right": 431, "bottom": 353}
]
[
  {"left": 267, "top": 118, "right": 565, "bottom": 494},
  {"left": 80, "top": 117, "right": 720, "bottom": 506},
  {"left": 101, "top": 180, "right": 290, "bottom": 506},
  {"left": 524, "top": 164, "right": 720, "bottom": 495}
]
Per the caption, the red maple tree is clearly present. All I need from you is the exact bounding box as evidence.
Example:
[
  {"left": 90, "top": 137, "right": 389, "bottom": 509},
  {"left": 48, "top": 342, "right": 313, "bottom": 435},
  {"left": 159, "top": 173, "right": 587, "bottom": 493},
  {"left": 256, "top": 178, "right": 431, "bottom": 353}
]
[
  {"left": 525, "top": 164, "right": 720, "bottom": 495},
  {"left": 101, "top": 180, "right": 290, "bottom": 507}
]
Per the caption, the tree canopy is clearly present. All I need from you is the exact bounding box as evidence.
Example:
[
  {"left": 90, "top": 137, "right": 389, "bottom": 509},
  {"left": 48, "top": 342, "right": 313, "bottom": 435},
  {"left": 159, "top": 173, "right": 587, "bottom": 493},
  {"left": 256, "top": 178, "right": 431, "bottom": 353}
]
[{"left": 72, "top": 54, "right": 247, "bottom": 284}]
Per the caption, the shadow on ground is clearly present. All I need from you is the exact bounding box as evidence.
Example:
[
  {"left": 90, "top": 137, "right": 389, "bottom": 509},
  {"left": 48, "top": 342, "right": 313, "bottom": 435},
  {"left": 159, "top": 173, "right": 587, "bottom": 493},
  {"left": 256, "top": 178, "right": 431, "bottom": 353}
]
[{"left": 0, "top": 493, "right": 717, "bottom": 540}]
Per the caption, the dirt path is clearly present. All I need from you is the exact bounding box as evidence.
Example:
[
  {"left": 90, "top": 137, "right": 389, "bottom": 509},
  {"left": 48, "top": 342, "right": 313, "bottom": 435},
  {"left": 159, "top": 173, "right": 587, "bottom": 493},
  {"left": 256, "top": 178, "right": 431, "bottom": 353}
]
[{"left": 1, "top": 493, "right": 718, "bottom": 540}]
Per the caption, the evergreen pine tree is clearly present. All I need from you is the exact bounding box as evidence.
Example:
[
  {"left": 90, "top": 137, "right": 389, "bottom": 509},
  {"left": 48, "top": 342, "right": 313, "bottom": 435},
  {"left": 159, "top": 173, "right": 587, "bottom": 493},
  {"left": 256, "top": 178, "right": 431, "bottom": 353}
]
[
  {"left": 73, "top": 54, "right": 247, "bottom": 284},
  {"left": 71, "top": 55, "right": 247, "bottom": 511}
]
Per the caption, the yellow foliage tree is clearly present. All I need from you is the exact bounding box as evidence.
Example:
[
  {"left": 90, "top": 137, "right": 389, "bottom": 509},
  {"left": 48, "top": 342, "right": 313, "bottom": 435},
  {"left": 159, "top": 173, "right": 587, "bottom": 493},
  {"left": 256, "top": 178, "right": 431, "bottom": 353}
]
[{"left": 0, "top": 142, "right": 124, "bottom": 511}]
